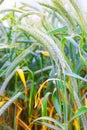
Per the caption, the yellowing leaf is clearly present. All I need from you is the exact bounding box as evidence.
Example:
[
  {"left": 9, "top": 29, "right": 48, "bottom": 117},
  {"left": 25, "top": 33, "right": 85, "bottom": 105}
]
[
  {"left": 0, "top": 101, "right": 6, "bottom": 107},
  {"left": 16, "top": 69, "right": 26, "bottom": 88},
  {"left": 37, "top": 50, "right": 50, "bottom": 57},
  {"left": 35, "top": 78, "right": 63, "bottom": 108},
  {"left": 41, "top": 51, "right": 49, "bottom": 57},
  {"left": 84, "top": 98, "right": 87, "bottom": 107},
  {"left": 73, "top": 118, "right": 79, "bottom": 130}
]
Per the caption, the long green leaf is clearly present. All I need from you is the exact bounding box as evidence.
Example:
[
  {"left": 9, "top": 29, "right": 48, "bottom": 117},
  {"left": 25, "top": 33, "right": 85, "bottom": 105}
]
[
  {"left": 65, "top": 71, "right": 87, "bottom": 82},
  {"left": 70, "top": 106, "right": 87, "bottom": 121},
  {"left": 48, "top": 26, "right": 68, "bottom": 35}
]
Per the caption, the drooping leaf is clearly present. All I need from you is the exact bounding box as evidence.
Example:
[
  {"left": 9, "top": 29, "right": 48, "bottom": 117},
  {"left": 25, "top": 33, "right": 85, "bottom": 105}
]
[
  {"left": 16, "top": 68, "right": 26, "bottom": 88},
  {"left": 30, "top": 116, "right": 64, "bottom": 130},
  {"left": 70, "top": 106, "right": 87, "bottom": 121}
]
